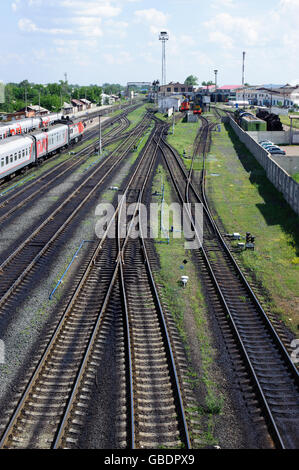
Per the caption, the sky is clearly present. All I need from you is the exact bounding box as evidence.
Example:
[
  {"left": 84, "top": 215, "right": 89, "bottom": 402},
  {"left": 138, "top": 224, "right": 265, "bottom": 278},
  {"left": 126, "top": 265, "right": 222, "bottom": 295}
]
[{"left": 1, "top": 0, "right": 299, "bottom": 86}]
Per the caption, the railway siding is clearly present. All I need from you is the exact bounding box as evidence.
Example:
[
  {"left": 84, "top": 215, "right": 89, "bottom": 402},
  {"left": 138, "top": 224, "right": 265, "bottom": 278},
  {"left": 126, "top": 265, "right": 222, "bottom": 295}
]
[
  {"left": 155, "top": 114, "right": 299, "bottom": 448},
  {"left": 205, "top": 116, "right": 299, "bottom": 334}
]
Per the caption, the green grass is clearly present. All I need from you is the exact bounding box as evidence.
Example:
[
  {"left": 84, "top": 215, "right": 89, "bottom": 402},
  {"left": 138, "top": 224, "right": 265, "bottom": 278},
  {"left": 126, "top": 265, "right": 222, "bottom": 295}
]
[
  {"left": 151, "top": 165, "right": 223, "bottom": 449},
  {"left": 167, "top": 120, "right": 201, "bottom": 160},
  {"left": 292, "top": 172, "right": 299, "bottom": 183},
  {"left": 280, "top": 115, "right": 299, "bottom": 129},
  {"left": 206, "top": 122, "right": 299, "bottom": 332},
  {"left": 126, "top": 104, "right": 148, "bottom": 131}
]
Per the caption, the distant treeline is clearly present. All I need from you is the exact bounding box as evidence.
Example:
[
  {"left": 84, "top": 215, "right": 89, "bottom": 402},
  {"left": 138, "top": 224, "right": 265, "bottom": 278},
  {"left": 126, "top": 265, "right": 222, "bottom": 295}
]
[{"left": 0, "top": 81, "right": 125, "bottom": 113}]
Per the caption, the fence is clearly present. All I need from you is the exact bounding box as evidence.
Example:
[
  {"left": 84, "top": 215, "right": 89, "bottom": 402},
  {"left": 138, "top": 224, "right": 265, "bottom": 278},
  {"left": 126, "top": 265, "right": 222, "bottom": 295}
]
[{"left": 224, "top": 116, "right": 299, "bottom": 216}]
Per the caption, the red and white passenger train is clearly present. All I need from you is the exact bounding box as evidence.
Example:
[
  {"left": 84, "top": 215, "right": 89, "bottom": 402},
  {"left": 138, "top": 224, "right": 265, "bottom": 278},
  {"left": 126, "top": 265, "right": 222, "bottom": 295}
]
[
  {"left": 0, "top": 113, "right": 63, "bottom": 141},
  {"left": 0, "top": 119, "right": 84, "bottom": 181}
]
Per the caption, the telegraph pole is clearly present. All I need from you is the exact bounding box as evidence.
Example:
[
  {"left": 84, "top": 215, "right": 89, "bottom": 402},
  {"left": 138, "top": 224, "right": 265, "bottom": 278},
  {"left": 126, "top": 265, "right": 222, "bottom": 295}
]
[
  {"left": 172, "top": 106, "right": 175, "bottom": 134},
  {"left": 98, "top": 115, "right": 102, "bottom": 155},
  {"left": 25, "top": 88, "right": 28, "bottom": 114},
  {"left": 214, "top": 70, "right": 218, "bottom": 103},
  {"left": 242, "top": 51, "right": 246, "bottom": 107}
]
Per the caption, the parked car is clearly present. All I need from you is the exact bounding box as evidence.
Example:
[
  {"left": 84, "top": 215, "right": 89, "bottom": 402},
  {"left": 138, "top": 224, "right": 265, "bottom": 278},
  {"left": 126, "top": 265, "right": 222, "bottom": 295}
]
[
  {"left": 261, "top": 143, "right": 278, "bottom": 149},
  {"left": 263, "top": 145, "right": 280, "bottom": 150},
  {"left": 268, "top": 148, "right": 286, "bottom": 155},
  {"left": 260, "top": 141, "right": 275, "bottom": 147}
]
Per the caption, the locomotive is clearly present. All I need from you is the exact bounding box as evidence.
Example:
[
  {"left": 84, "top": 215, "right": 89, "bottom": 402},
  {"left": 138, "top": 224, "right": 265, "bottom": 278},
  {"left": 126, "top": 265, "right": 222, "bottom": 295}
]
[
  {"left": 0, "top": 113, "right": 62, "bottom": 140},
  {"left": 192, "top": 95, "right": 202, "bottom": 115},
  {"left": 0, "top": 119, "right": 84, "bottom": 181},
  {"left": 180, "top": 99, "right": 190, "bottom": 112},
  {"left": 193, "top": 104, "right": 202, "bottom": 115}
]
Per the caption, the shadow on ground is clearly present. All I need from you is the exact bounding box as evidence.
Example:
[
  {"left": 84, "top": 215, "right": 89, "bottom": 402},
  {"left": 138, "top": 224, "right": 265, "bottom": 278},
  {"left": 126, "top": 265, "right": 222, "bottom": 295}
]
[{"left": 224, "top": 122, "right": 299, "bottom": 256}]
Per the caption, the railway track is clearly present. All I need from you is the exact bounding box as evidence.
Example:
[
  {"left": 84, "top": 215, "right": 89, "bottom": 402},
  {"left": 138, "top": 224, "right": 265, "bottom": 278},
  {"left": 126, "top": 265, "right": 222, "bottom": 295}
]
[
  {"left": 0, "top": 119, "right": 190, "bottom": 449},
  {"left": 0, "top": 101, "right": 142, "bottom": 193},
  {"left": 0, "top": 116, "right": 131, "bottom": 226},
  {"left": 0, "top": 112, "right": 151, "bottom": 313},
  {"left": 154, "top": 115, "right": 299, "bottom": 449}
]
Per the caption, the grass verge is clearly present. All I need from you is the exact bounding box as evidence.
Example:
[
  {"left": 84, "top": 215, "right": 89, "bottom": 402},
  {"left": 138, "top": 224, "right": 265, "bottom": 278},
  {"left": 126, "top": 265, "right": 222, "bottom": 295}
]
[
  {"left": 151, "top": 165, "right": 224, "bottom": 448},
  {"left": 206, "top": 121, "right": 299, "bottom": 333}
]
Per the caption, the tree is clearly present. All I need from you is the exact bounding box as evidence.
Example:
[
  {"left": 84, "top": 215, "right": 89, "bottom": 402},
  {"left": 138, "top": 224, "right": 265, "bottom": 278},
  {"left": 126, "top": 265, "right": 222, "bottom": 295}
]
[
  {"left": 184, "top": 75, "right": 199, "bottom": 86},
  {"left": 202, "top": 81, "right": 215, "bottom": 87}
]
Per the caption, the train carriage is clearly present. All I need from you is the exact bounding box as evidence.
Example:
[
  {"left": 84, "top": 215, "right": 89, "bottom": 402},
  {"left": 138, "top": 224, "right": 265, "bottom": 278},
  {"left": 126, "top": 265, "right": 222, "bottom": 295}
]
[
  {"left": 0, "top": 119, "right": 84, "bottom": 182},
  {"left": 0, "top": 113, "right": 62, "bottom": 141},
  {"left": 0, "top": 136, "right": 35, "bottom": 180},
  {"left": 31, "top": 131, "right": 48, "bottom": 160},
  {"left": 46, "top": 124, "right": 69, "bottom": 154},
  {"left": 68, "top": 121, "right": 84, "bottom": 143}
]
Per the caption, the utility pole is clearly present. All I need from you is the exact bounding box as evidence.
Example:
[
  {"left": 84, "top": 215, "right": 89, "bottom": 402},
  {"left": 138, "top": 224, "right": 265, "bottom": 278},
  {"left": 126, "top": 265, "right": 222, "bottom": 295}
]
[
  {"left": 242, "top": 51, "right": 246, "bottom": 108},
  {"left": 172, "top": 106, "right": 175, "bottom": 134},
  {"left": 214, "top": 70, "right": 218, "bottom": 103},
  {"left": 25, "top": 88, "right": 28, "bottom": 114},
  {"left": 159, "top": 31, "right": 169, "bottom": 90},
  {"left": 98, "top": 115, "right": 102, "bottom": 155}
]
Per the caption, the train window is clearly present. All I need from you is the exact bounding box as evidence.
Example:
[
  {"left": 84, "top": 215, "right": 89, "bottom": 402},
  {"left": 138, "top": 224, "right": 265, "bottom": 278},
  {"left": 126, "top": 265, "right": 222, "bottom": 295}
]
[
  {"left": 14, "top": 153, "right": 17, "bottom": 161},
  {"left": 10, "top": 154, "right": 13, "bottom": 163},
  {"left": 1, "top": 158, "right": 4, "bottom": 167},
  {"left": 6, "top": 156, "right": 8, "bottom": 165},
  {"left": 22, "top": 149, "right": 25, "bottom": 158},
  {"left": 18, "top": 151, "right": 21, "bottom": 159}
]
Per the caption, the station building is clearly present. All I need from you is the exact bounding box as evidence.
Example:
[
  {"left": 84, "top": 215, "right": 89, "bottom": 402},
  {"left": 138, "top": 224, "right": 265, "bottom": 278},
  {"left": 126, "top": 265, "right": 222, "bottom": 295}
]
[
  {"left": 159, "top": 82, "right": 195, "bottom": 96},
  {"left": 236, "top": 85, "right": 299, "bottom": 107}
]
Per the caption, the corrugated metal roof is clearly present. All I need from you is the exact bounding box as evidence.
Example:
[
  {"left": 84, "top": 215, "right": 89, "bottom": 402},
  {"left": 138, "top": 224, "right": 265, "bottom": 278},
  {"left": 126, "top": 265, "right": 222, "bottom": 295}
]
[
  {"left": 218, "top": 85, "right": 243, "bottom": 90},
  {"left": 71, "top": 99, "right": 83, "bottom": 106}
]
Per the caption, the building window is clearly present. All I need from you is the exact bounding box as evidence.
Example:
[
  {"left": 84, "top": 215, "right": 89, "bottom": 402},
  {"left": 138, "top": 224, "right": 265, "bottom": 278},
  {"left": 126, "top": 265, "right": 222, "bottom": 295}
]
[
  {"left": 167, "top": 88, "right": 171, "bottom": 92},
  {"left": 174, "top": 88, "right": 178, "bottom": 92}
]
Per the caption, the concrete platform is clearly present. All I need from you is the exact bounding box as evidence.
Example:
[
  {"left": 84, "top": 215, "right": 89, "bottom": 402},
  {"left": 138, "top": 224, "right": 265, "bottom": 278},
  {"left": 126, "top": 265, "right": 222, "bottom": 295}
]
[
  {"left": 280, "top": 145, "right": 299, "bottom": 157},
  {"left": 271, "top": 146, "right": 299, "bottom": 175}
]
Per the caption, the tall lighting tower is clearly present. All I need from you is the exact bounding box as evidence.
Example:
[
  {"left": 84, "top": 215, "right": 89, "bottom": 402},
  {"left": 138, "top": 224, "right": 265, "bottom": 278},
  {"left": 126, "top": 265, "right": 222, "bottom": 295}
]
[
  {"left": 242, "top": 51, "right": 246, "bottom": 107},
  {"left": 159, "top": 31, "right": 169, "bottom": 91},
  {"left": 214, "top": 69, "right": 218, "bottom": 103},
  {"left": 242, "top": 52, "right": 246, "bottom": 86}
]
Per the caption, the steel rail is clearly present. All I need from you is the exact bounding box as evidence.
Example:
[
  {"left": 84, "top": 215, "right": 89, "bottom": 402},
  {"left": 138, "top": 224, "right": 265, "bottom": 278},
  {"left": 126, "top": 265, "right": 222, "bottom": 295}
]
[
  {"left": 53, "top": 122, "right": 190, "bottom": 449},
  {"left": 0, "top": 119, "right": 158, "bottom": 449},
  {"left": 0, "top": 114, "right": 152, "bottom": 310},
  {"left": 0, "top": 113, "right": 131, "bottom": 210},
  {"left": 52, "top": 123, "right": 164, "bottom": 448},
  {"left": 158, "top": 125, "right": 299, "bottom": 448}
]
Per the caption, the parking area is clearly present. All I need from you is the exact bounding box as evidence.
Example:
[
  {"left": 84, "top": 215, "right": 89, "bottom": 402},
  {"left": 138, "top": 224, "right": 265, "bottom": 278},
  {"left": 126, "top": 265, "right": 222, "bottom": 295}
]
[{"left": 279, "top": 145, "right": 299, "bottom": 157}]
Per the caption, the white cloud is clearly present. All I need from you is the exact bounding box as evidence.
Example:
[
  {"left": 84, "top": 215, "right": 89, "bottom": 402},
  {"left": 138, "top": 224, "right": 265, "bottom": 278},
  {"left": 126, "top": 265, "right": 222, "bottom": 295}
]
[
  {"left": 134, "top": 8, "right": 168, "bottom": 34},
  {"left": 134, "top": 8, "right": 168, "bottom": 24},
  {"left": 208, "top": 30, "right": 234, "bottom": 49},
  {"left": 204, "top": 13, "right": 262, "bottom": 47},
  {"left": 103, "top": 51, "right": 133, "bottom": 65},
  {"left": 18, "top": 18, "right": 72, "bottom": 35},
  {"left": 61, "top": 1, "right": 121, "bottom": 17},
  {"left": 180, "top": 34, "right": 196, "bottom": 46},
  {"left": 211, "top": 0, "right": 236, "bottom": 7},
  {"left": 106, "top": 19, "right": 128, "bottom": 38}
]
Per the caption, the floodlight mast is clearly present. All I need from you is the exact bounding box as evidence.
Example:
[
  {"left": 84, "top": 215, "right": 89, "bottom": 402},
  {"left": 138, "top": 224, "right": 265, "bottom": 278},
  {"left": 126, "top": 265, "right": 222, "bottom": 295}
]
[{"left": 159, "top": 31, "right": 169, "bottom": 91}]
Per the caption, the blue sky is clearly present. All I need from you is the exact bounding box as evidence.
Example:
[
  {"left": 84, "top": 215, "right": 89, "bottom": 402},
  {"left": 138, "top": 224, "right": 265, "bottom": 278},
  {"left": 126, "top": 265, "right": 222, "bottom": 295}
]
[{"left": 1, "top": 0, "right": 299, "bottom": 86}]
